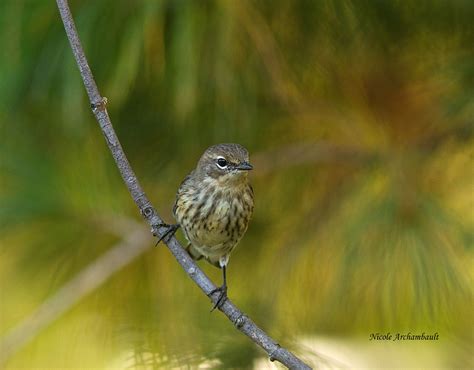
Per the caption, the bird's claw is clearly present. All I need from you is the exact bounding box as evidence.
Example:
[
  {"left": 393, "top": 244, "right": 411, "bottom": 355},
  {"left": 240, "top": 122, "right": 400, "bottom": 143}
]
[
  {"left": 209, "top": 285, "right": 228, "bottom": 312},
  {"left": 154, "top": 223, "right": 180, "bottom": 246}
]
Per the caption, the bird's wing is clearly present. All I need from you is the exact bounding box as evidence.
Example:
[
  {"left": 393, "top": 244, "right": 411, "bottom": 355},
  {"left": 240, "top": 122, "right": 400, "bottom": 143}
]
[{"left": 172, "top": 170, "right": 195, "bottom": 219}]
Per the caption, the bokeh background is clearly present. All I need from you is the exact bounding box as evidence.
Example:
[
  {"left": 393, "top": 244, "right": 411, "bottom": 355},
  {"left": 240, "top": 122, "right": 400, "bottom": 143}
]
[{"left": 1, "top": 0, "right": 473, "bottom": 368}]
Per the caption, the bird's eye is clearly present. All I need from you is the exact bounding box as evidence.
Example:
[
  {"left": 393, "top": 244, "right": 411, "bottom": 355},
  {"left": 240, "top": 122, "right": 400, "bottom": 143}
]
[{"left": 216, "top": 157, "right": 228, "bottom": 168}]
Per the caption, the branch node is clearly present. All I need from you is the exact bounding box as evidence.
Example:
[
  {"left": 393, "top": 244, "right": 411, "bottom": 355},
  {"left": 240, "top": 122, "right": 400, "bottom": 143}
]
[
  {"left": 233, "top": 313, "right": 247, "bottom": 329},
  {"left": 91, "top": 96, "right": 108, "bottom": 111},
  {"left": 269, "top": 343, "right": 281, "bottom": 362},
  {"left": 142, "top": 206, "right": 154, "bottom": 219}
]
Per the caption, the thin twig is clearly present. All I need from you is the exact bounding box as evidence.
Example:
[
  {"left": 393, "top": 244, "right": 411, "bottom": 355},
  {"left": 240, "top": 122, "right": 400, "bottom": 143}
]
[
  {"left": 0, "top": 222, "right": 150, "bottom": 365},
  {"left": 53, "top": 1, "right": 312, "bottom": 369}
]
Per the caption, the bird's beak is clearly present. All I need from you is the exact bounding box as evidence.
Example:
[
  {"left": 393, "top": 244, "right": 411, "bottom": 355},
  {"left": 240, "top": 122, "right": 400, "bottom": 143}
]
[{"left": 237, "top": 162, "right": 253, "bottom": 171}]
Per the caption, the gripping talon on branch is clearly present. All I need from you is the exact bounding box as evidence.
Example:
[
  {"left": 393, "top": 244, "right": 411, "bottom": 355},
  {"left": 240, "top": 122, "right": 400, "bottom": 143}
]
[
  {"left": 154, "top": 223, "right": 180, "bottom": 246},
  {"left": 209, "top": 284, "right": 228, "bottom": 312},
  {"left": 209, "top": 265, "right": 228, "bottom": 311}
]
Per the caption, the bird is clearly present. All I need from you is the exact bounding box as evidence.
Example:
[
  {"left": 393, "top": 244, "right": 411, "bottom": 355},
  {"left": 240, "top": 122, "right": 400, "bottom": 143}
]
[{"left": 156, "top": 143, "right": 254, "bottom": 310}]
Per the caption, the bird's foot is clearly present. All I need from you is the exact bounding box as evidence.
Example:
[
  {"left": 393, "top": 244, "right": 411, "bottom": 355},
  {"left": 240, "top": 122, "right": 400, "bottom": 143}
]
[
  {"left": 154, "top": 223, "right": 180, "bottom": 246},
  {"left": 208, "top": 284, "right": 228, "bottom": 312}
]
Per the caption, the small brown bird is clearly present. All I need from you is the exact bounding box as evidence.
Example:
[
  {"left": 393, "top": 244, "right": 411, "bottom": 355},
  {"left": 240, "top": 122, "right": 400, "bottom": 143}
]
[{"left": 157, "top": 143, "right": 254, "bottom": 309}]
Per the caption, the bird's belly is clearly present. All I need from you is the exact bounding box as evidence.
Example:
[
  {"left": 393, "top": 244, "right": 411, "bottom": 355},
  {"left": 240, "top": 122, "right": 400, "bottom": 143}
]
[
  {"left": 185, "top": 223, "right": 234, "bottom": 264},
  {"left": 182, "top": 198, "right": 250, "bottom": 257}
]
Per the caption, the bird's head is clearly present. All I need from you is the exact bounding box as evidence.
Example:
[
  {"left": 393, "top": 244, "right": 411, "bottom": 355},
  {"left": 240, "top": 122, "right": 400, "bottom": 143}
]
[{"left": 197, "top": 143, "right": 253, "bottom": 185}]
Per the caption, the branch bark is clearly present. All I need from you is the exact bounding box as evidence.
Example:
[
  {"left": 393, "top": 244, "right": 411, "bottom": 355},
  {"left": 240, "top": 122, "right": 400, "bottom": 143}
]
[{"left": 54, "top": 1, "right": 312, "bottom": 369}]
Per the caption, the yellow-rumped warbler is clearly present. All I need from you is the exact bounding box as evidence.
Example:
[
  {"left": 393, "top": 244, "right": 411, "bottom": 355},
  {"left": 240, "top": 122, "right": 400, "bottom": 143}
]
[{"left": 157, "top": 143, "right": 254, "bottom": 309}]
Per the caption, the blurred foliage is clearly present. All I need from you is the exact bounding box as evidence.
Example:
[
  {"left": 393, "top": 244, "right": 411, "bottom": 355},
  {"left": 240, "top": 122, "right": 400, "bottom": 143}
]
[{"left": 0, "top": 0, "right": 473, "bottom": 368}]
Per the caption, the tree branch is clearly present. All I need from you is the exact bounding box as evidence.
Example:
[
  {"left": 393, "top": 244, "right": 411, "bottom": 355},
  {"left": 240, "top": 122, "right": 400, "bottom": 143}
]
[
  {"left": 54, "top": 1, "right": 312, "bottom": 369},
  {"left": 0, "top": 220, "right": 150, "bottom": 366}
]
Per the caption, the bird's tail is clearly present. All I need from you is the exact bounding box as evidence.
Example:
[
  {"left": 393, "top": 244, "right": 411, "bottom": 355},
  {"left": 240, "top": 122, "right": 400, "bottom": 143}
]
[{"left": 185, "top": 243, "right": 203, "bottom": 261}]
